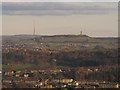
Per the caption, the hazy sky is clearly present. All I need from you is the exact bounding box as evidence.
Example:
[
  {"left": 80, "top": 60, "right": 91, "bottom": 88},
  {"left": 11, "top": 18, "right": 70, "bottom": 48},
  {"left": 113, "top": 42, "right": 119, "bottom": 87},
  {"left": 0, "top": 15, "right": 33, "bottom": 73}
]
[
  {"left": 2, "top": 0, "right": 119, "bottom": 2},
  {"left": 1, "top": 2, "right": 118, "bottom": 37}
]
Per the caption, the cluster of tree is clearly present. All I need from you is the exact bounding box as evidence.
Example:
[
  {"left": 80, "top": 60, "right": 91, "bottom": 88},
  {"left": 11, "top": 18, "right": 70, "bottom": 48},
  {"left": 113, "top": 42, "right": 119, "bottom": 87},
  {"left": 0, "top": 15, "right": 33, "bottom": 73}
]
[
  {"left": 3, "top": 48, "right": 118, "bottom": 67},
  {"left": 75, "top": 66, "right": 119, "bottom": 82},
  {"left": 2, "top": 47, "right": 119, "bottom": 82}
]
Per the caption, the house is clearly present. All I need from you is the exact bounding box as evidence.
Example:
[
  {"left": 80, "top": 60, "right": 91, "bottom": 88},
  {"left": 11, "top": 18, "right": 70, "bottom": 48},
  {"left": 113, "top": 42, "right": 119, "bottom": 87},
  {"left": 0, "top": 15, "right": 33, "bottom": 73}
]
[
  {"left": 53, "top": 79, "right": 73, "bottom": 83},
  {"left": 23, "top": 72, "right": 34, "bottom": 78}
]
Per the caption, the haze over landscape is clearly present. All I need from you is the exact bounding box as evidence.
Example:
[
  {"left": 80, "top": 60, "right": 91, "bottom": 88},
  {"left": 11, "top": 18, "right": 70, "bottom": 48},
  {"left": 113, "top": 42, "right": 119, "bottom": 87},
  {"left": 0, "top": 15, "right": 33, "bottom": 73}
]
[
  {"left": 1, "top": 1, "right": 120, "bottom": 89},
  {"left": 1, "top": 2, "right": 118, "bottom": 37}
]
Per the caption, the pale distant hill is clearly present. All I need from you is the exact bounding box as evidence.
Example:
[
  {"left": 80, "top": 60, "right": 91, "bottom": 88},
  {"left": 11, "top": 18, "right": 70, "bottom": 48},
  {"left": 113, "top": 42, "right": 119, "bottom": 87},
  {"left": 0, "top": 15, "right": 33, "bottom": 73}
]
[
  {"left": 2, "top": 34, "right": 118, "bottom": 50},
  {"left": 2, "top": 34, "right": 118, "bottom": 44}
]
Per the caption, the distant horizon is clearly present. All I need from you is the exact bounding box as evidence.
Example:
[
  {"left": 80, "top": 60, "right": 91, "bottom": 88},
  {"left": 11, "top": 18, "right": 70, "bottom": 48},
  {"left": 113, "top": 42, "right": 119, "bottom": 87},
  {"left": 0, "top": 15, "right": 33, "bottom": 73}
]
[
  {"left": 2, "top": 2, "right": 118, "bottom": 37},
  {"left": 1, "top": 33, "right": 118, "bottom": 38}
]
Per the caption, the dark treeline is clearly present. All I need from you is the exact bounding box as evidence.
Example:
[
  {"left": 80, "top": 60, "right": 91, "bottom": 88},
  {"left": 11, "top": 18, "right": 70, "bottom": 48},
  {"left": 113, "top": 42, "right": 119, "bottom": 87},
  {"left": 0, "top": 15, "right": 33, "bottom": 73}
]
[
  {"left": 3, "top": 48, "right": 118, "bottom": 67},
  {"left": 2, "top": 48, "right": 119, "bottom": 82}
]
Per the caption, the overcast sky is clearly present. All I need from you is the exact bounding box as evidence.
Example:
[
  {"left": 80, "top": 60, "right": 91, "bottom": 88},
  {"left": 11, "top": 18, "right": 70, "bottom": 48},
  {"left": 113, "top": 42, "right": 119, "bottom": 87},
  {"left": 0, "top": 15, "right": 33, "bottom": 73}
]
[
  {"left": 1, "top": 2, "right": 118, "bottom": 37},
  {"left": 1, "top": 0, "right": 120, "bottom": 2}
]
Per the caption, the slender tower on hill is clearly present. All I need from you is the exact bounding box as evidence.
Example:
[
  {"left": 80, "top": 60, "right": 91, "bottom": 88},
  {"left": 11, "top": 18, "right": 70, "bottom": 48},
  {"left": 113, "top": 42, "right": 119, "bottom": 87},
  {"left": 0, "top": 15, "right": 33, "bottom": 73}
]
[
  {"left": 33, "top": 22, "right": 36, "bottom": 36},
  {"left": 80, "top": 31, "right": 82, "bottom": 35}
]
